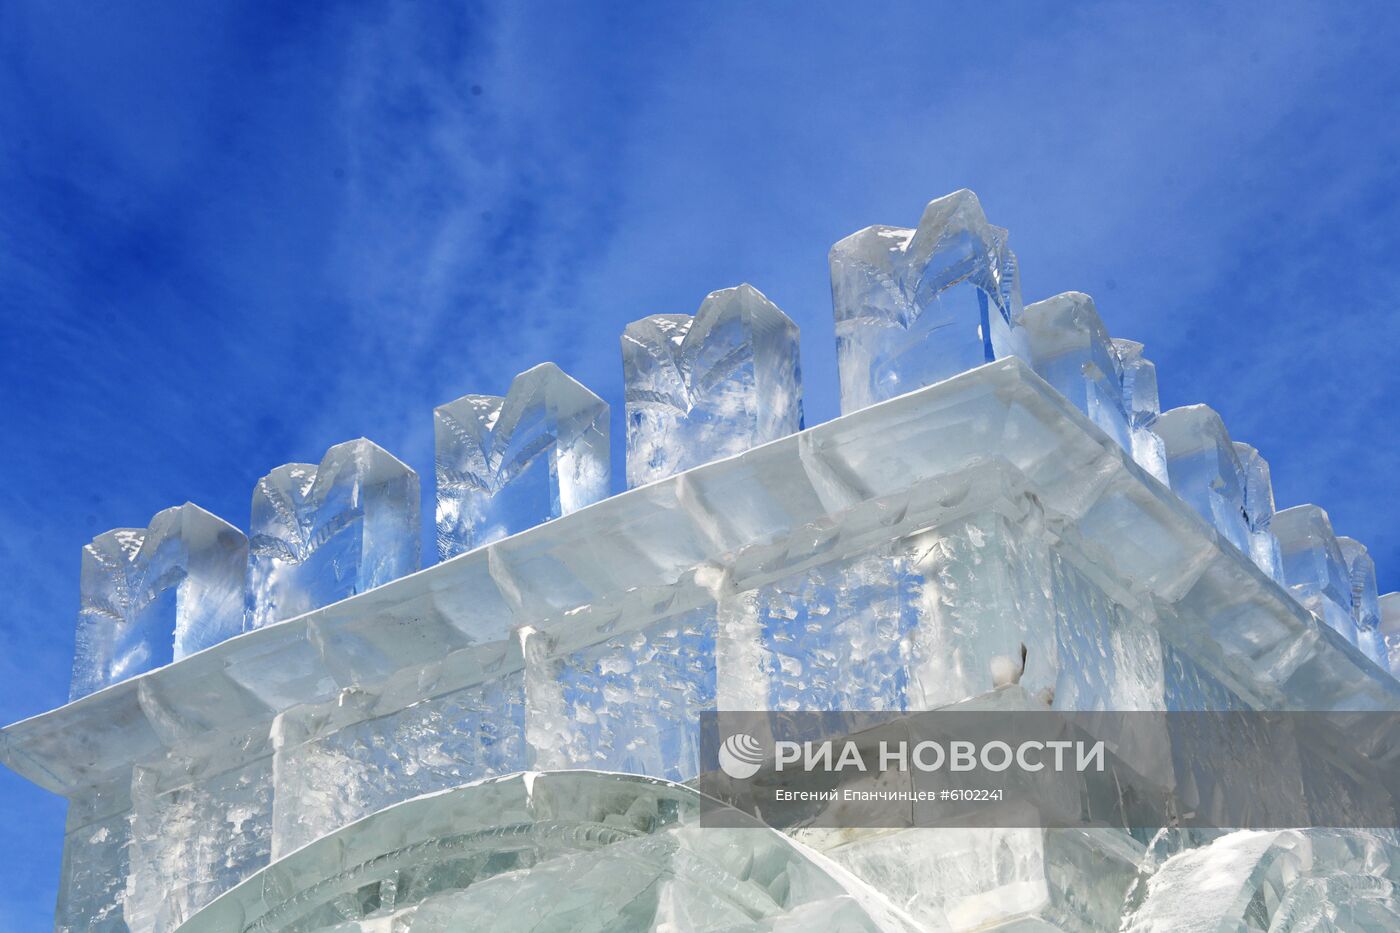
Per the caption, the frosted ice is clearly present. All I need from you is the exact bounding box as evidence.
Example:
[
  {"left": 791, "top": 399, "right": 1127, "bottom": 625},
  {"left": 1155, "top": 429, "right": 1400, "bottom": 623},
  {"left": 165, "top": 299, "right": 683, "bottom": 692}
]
[
  {"left": 1023, "top": 292, "right": 1131, "bottom": 452},
  {"left": 248, "top": 438, "right": 419, "bottom": 629},
  {"left": 1233, "top": 442, "right": 1286, "bottom": 583},
  {"left": 1274, "top": 505, "right": 1358, "bottom": 646},
  {"left": 1111, "top": 339, "right": 1170, "bottom": 484},
  {"left": 435, "top": 362, "right": 609, "bottom": 557},
  {"left": 622, "top": 284, "right": 802, "bottom": 488},
  {"left": 831, "top": 189, "right": 1027, "bottom": 413},
  {"left": 72, "top": 503, "right": 247, "bottom": 700},
  {"left": 1339, "top": 537, "right": 1385, "bottom": 666},
  {"left": 1153, "top": 405, "right": 1250, "bottom": 554}
]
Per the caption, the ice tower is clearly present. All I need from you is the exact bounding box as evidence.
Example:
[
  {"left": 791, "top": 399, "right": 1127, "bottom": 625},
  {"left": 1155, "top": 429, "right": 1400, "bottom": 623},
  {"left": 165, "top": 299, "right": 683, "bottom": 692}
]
[{"left": 4, "top": 189, "right": 1397, "bottom": 932}]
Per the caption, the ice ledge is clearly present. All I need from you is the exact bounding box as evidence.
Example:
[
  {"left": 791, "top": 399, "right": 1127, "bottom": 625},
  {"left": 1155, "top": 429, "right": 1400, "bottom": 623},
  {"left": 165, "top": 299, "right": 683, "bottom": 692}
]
[{"left": 5, "top": 357, "right": 1396, "bottom": 796}]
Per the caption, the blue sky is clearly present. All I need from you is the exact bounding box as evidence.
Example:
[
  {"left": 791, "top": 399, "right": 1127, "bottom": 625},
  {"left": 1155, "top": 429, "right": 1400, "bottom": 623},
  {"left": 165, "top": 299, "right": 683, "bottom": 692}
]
[{"left": 2, "top": 0, "right": 1398, "bottom": 923}]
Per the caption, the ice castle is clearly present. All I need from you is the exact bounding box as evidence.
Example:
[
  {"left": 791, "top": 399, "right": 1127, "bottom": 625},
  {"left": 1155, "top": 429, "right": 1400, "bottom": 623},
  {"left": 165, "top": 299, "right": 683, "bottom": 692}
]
[{"left": 5, "top": 189, "right": 1399, "bottom": 931}]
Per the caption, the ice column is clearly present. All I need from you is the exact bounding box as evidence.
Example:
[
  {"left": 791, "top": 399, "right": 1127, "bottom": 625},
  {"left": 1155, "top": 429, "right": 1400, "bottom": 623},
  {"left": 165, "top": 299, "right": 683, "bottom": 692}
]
[
  {"left": 72, "top": 503, "right": 247, "bottom": 699},
  {"left": 1381, "top": 593, "right": 1400, "bottom": 676},
  {"left": 830, "top": 188, "right": 1028, "bottom": 414},
  {"left": 247, "top": 438, "right": 419, "bottom": 629},
  {"left": 1153, "top": 406, "right": 1250, "bottom": 554},
  {"left": 1233, "top": 442, "right": 1286, "bottom": 583},
  {"left": 435, "top": 362, "right": 609, "bottom": 558},
  {"left": 622, "top": 284, "right": 802, "bottom": 488},
  {"left": 1110, "top": 339, "right": 1170, "bottom": 484},
  {"left": 1273, "top": 505, "right": 1357, "bottom": 645},
  {"left": 1338, "top": 537, "right": 1385, "bottom": 665},
  {"left": 1023, "top": 292, "right": 1131, "bottom": 452}
]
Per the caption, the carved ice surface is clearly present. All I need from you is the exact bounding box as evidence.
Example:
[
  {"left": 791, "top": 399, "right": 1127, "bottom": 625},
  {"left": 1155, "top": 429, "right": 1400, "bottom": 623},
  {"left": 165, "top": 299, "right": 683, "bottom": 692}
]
[
  {"left": 1153, "top": 405, "right": 1250, "bottom": 554},
  {"left": 1024, "top": 292, "right": 1131, "bottom": 452},
  {"left": 1123, "top": 830, "right": 1400, "bottom": 932},
  {"left": 622, "top": 284, "right": 802, "bottom": 488},
  {"left": 1274, "top": 505, "right": 1358, "bottom": 646},
  {"left": 247, "top": 438, "right": 419, "bottom": 629},
  {"left": 1340, "top": 537, "right": 1385, "bottom": 666},
  {"left": 1234, "top": 442, "right": 1286, "bottom": 583},
  {"left": 72, "top": 503, "right": 247, "bottom": 700},
  {"left": 180, "top": 772, "right": 923, "bottom": 933},
  {"left": 435, "top": 362, "right": 609, "bottom": 557},
  {"left": 831, "top": 189, "right": 1027, "bottom": 413},
  {"left": 1382, "top": 593, "right": 1400, "bottom": 677}
]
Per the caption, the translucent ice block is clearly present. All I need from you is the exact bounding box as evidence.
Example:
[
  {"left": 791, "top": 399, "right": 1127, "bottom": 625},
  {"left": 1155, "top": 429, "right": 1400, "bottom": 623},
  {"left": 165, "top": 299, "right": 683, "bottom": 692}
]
[
  {"left": 1111, "top": 339, "right": 1170, "bottom": 484},
  {"left": 1274, "top": 505, "right": 1358, "bottom": 646},
  {"left": 1153, "top": 405, "right": 1250, "bottom": 555},
  {"left": 1233, "top": 442, "right": 1286, "bottom": 583},
  {"left": 248, "top": 438, "right": 419, "bottom": 629},
  {"left": 1382, "top": 593, "right": 1400, "bottom": 677},
  {"left": 72, "top": 503, "right": 247, "bottom": 700},
  {"left": 435, "top": 362, "right": 609, "bottom": 558},
  {"left": 622, "top": 284, "right": 802, "bottom": 488},
  {"left": 1023, "top": 292, "right": 1131, "bottom": 452},
  {"left": 125, "top": 754, "right": 273, "bottom": 931},
  {"left": 1339, "top": 537, "right": 1385, "bottom": 666},
  {"left": 831, "top": 189, "right": 1027, "bottom": 413}
]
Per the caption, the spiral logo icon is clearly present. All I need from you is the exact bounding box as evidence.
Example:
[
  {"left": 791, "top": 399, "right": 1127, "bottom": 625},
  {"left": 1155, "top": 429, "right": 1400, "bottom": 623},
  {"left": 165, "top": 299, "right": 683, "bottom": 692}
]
[{"left": 718, "top": 732, "right": 765, "bottom": 780}]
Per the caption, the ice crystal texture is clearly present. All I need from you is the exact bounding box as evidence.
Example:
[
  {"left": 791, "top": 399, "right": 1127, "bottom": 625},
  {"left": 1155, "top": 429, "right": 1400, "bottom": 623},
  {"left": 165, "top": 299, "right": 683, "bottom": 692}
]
[
  {"left": 1274, "top": 504, "right": 1358, "bottom": 645},
  {"left": 622, "top": 284, "right": 802, "bottom": 487},
  {"left": 435, "top": 362, "right": 609, "bottom": 558},
  {"left": 1024, "top": 292, "right": 1131, "bottom": 452},
  {"left": 1234, "top": 442, "right": 1286, "bottom": 583},
  {"left": 1111, "top": 338, "right": 1170, "bottom": 484},
  {"left": 72, "top": 503, "right": 246, "bottom": 699},
  {"left": 831, "top": 189, "right": 1027, "bottom": 413},
  {"left": 1153, "top": 405, "right": 1250, "bottom": 554},
  {"left": 247, "top": 438, "right": 419, "bottom": 629}
]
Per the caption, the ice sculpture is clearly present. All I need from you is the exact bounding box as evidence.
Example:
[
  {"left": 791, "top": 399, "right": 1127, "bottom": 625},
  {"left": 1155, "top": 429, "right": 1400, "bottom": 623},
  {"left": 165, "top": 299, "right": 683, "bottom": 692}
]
[
  {"left": 1153, "top": 405, "right": 1250, "bottom": 554},
  {"left": 1111, "top": 339, "right": 1170, "bottom": 484},
  {"left": 1023, "top": 292, "right": 1131, "bottom": 452},
  {"left": 71, "top": 503, "right": 247, "bottom": 699},
  {"left": 8, "top": 187, "right": 1398, "bottom": 932},
  {"left": 1233, "top": 442, "right": 1286, "bottom": 583},
  {"left": 435, "top": 362, "right": 609, "bottom": 557},
  {"left": 622, "top": 284, "right": 802, "bottom": 488},
  {"left": 1274, "top": 505, "right": 1358, "bottom": 645},
  {"left": 247, "top": 438, "right": 419, "bottom": 629},
  {"left": 1340, "top": 537, "right": 1385, "bottom": 665},
  {"left": 831, "top": 188, "right": 1027, "bottom": 413}
]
